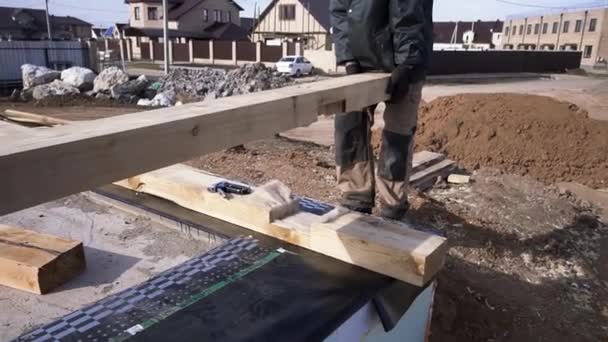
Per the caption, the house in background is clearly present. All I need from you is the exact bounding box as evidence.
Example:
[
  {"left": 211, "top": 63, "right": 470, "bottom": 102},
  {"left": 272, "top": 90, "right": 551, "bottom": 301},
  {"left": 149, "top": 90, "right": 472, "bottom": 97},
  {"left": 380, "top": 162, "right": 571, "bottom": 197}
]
[
  {"left": 123, "top": 0, "right": 250, "bottom": 58},
  {"left": 252, "top": 0, "right": 331, "bottom": 50},
  {"left": 434, "top": 20, "right": 504, "bottom": 50},
  {"left": 0, "top": 6, "right": 92, "bottom": 41},
  {"left": 501, "top": 6, "right": 608, "bottom": 67}
]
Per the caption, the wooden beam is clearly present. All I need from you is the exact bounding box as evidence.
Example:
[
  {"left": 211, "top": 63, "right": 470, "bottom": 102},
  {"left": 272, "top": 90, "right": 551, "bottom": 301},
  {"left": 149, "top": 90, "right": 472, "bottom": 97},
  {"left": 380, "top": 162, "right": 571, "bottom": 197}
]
[
  {"left": 115, "top": 164, "right": 447, "bottom": 286},
  {"left": 0, "top": 73, "right": 390, "bottom": 215},
  {"left": 0, "top": 224, "right": 85, "bottom": 294},
  {"left": 2, "top": 109, "right": 71, "bottom": 127},
  {"left": 0, "top": 120, "right": 32, "bottom": 137}
]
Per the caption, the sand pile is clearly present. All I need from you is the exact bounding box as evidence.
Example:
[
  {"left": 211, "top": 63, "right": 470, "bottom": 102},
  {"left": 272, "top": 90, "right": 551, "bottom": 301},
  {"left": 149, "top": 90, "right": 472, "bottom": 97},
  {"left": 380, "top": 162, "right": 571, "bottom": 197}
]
[{"left": 375, "top": 93, "right": 608, "bottom": 188}]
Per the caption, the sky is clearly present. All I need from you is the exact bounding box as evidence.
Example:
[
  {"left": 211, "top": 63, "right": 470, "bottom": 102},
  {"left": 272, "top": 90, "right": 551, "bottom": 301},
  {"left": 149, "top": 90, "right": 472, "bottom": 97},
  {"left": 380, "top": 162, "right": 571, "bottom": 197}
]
[{"left": 0, "top": 0, "right": 606, "bottom": 27}]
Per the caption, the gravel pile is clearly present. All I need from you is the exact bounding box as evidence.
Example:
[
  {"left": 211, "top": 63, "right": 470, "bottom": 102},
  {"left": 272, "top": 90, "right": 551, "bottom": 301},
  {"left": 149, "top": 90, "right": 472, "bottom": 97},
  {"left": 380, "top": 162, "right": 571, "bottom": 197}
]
[
  {"left": 158, "top": 67, "right": 225, "bottom": 100},
  {"left": 212, "top": 63, "right": 292, "bottom": 99},
  {"left": 158, "top": 63, "right": 292, "bottom": 101}
]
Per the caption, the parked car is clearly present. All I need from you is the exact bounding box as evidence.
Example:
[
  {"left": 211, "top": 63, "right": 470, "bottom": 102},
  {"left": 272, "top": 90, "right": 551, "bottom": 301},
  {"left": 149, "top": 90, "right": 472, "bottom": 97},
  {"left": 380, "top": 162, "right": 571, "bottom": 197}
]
[{"left": 275, "top": 55, "right": 314, "bottom": 77}]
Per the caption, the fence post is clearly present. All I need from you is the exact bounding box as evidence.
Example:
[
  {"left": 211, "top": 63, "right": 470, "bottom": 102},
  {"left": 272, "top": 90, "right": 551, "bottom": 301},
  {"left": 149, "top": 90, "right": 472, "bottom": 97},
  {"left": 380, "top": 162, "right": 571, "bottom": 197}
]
[
  {"left": 169, "top": 40, "right": 174, "bottom": 64},
  {"left": 126, "top": 39, "right": 133, "bottom": 61},
  {"left": 189, "top": 39, "right": 194, "bottom": 63},
  {"left": 232, "top": 41, "right": 237, "bottom": 65},
  {"left": 150, "top": 41, "right": 155, "bottom": 61},
  {"left": 282, "top": 41, "right": 288, "bottom": 57},
  {"left": 209, "top": 40, "right": 215, "bottom": 64},
  {"left": 256, "top": 41, "right": 262, "bottom": 62}
]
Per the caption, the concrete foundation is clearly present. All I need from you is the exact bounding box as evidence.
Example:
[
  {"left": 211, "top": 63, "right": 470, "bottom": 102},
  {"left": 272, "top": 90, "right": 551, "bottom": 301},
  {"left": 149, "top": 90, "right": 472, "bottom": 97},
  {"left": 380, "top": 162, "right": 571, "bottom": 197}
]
[{"left": 0, "top": 193, "right": 220, "bottom": 341}]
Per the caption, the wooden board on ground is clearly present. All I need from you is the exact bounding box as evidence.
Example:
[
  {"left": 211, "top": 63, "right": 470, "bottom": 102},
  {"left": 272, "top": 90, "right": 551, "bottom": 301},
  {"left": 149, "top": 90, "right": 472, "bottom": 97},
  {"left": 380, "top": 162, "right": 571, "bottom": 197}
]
[
  {"left": 411, "top": 159, "right": 457, "bottom": 191},
  {"left": 0, "top": 225, "right": 86, "bottom": 294},
  {"left": 0, "top": 73, "right": 391, "bottom": 216},
  {"left": 2, "top": 109, "right": 71, "bottom": 127},
  {"left": 115, "top": 164, "right": 448, "bottom": 286}
]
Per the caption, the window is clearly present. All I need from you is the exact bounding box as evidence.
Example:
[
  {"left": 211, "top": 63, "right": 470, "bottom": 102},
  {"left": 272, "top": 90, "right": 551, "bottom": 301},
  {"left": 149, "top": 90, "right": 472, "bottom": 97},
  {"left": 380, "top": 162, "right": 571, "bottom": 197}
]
[
  {"left": 583, "top": 45, "right": 593, "bottom": 58},
  {"left": 203, "top": 9, "right": 208, "bottom": 22},
  {"left": 519, "top": 25, "right": 524, "bottom": 35},
  {"left": 512, "top": 26, "right": 517, "bottom": 35},
  {"left": 542, "top": 22, "right": 548, "bottom": 34},
  {"left": 505, "top": 27, "right": 510, "bottom": 36},
  {"left": 227, "top": 11, "right": 232, "bottom": 22},
  {"left": 296, "top": 57, "right": 303, "bottom": 63},
  {"left": 526, "top": 24, "right": 532, "bottom": 35},
  {"left": 136, "top": 36, "right": 140, "bottom": 47},
  {"left": 563, "top": 21, "right": 570, "bottom": 33},
  {"left": 552, "top": 22, "right": 558, "bottom": 33},
  {"left": 575, "top": 20, "right": 582, "bottom": 32},
  {"left": 589, "top": 18, "right": 597, "bottom": 32},
  {"left": 279, "top": 4, "right": 296, "bottom": 20},
  {"left": 148, "top": 7, "right": 158, "bottom": 20},
  {"left": 134, "top": 7, "right": 141, "bottom": 20},
  {"left": 214, "top": 9, "right": 221, "bottom": 22},
  {"left": 534, "top": 23, "right": 539, "bottom": 34}
]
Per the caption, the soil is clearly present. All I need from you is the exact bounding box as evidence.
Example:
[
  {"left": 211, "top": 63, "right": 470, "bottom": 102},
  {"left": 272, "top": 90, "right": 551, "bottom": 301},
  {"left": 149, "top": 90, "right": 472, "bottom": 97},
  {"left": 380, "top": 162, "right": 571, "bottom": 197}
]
[{"left": 373, "top": 93, "right": 608, "bottom": 188}]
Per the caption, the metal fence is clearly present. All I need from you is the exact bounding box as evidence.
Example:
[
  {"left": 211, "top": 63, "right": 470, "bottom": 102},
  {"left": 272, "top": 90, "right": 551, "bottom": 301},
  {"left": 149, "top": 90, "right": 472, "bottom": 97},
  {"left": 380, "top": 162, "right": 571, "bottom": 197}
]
[{"left": 0, "top": 41, "right": 90, "bottom": 84}]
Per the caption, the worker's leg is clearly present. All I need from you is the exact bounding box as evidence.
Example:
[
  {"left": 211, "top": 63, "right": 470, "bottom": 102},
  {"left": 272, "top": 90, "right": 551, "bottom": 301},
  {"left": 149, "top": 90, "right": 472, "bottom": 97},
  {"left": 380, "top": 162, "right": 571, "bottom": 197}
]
[
  {"left": 335, "top": 108, "right": 375, "bottom": 212},
  {"left": 376, "top": 81, "right": 424, "bottom": 220}
]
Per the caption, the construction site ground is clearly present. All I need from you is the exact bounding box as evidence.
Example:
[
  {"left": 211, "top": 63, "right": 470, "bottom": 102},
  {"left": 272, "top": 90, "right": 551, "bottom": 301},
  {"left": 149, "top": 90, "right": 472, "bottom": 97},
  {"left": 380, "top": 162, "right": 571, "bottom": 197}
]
[{"left": 1, "top": 74, "right": 607, "bottom": 341}]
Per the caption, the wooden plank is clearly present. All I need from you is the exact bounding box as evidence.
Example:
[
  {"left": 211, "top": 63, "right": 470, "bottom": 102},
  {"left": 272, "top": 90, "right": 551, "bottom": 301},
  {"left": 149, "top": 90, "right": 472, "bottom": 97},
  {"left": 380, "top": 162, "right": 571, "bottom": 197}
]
[
  {"left": 2, "top": 109, "right": 71, "bottom": 127},
  {"left": 0, "top": 73, "right": 390, "bottom": 216},
  {"left": 115, "top": 164, "right": 448, "bottom": 286},
  {"left": 0, "top": 224, "right": 86, "bottom": 294},
  {"left": 410, "top": 159, "right": 457, "bottom": 190},
  {"left": 411, "top": 151, "right": 445, "bottom": 174}
]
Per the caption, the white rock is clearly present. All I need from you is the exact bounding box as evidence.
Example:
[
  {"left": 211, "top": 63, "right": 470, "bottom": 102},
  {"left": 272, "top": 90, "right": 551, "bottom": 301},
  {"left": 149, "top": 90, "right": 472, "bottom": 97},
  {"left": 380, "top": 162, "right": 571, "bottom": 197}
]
[
  {"left": 137, "top": 98, "right": 153, "bottom": 106},
  {"left": 61, "top": 67, "right": 96, "bottom": 91},
  {"left": 93, "top": 67, "right": 129, "bottom": 93},
  {"left": 137, "top": 90, "right": 176, "bottom": 107},
  {"left": 32, "top": 80, "right": 80, "bottom": 100},
  {"left": 21, "top": 64, "right": 60, "bottom": 89}
]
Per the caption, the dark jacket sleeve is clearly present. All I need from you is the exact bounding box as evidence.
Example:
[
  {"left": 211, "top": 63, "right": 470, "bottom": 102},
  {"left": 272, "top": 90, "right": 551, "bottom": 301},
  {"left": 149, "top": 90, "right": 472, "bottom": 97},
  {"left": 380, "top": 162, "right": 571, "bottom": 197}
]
[
  {"left": 330, "top": 0, "right": 354, "bottom": 65},
  {"left": 389, "top": 0, "right": 432, "bottom": 66}
]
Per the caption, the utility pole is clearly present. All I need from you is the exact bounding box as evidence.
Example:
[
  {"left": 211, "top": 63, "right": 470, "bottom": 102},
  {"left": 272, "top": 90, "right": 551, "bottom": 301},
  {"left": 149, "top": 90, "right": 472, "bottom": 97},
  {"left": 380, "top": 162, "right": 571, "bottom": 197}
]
[
  {"left": 163, "top": 0, "right": 170, "bottom": 74},
  {"left": 45, "top": 0, "right": 52, "bottom": 40}
]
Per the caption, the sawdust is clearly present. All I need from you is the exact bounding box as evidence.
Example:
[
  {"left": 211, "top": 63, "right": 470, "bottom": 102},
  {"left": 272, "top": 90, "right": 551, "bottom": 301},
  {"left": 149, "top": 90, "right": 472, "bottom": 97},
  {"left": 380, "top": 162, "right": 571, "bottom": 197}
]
[{"left": 373, "top": 93, "right": 608, "bottom": 188}]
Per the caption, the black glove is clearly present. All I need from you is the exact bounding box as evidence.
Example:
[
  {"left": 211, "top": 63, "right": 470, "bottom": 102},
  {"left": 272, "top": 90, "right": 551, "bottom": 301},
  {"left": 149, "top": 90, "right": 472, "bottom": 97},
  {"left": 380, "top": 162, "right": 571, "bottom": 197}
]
[
  {"left": 345, "top": 61, "right": 362, "bottom": 75},
  {"left": 385, "top": 64, "right": 425, "bottom": 103}
]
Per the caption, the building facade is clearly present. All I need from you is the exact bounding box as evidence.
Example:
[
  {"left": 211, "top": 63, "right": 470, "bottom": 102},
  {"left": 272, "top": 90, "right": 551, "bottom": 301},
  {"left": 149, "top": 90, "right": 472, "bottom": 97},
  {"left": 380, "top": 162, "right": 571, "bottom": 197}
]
[
  {"left": 123, "top": 0, "right": 249, "bottom": 59},
  {"left": 501, "top": 7, "right": 608, "bottom": 66},
  {"left": 126, "top": 0, "right": 241, "bottom": 32},
  {"left": 252, "top": 0, "right": 330, "bottom": 50}
]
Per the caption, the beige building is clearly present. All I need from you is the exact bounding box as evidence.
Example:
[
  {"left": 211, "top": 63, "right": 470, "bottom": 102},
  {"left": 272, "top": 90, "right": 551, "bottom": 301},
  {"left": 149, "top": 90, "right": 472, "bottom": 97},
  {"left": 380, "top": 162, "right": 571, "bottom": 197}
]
[
  {"left": 123, "top": 0, "right": 249, "bottom": 59},
  {"left": 501, "top": 7, "right": 608, "bottom": 66},
  {"left": 252, "top": 0, "right": 331, "bottom": 50},
  {"left": 127, "top": 0, "right": 242, "bottom": 31}
]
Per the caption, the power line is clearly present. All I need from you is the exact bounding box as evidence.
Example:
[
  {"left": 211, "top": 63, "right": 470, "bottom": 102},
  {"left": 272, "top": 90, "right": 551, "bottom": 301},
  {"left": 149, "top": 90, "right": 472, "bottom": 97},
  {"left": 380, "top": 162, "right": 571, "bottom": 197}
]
[
  {"left": 50, "top": 1, "right": 126, "bottom": 14},
  {"left": 495, "top": 0, "right": 607, "bottom": 9}
]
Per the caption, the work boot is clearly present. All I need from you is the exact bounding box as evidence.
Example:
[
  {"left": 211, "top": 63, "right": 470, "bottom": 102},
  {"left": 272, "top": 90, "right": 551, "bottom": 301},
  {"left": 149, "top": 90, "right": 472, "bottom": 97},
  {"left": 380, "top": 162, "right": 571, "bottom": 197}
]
[{"left": 380, "top": 204, "right": 409, "bottom": 221}]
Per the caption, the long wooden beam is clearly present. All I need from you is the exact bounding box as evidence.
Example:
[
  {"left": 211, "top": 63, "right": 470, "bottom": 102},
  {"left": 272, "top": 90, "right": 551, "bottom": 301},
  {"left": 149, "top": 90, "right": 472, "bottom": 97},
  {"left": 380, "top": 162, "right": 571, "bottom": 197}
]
[{"left": 0, "top": 73, "right": 390, "bottom": 215}]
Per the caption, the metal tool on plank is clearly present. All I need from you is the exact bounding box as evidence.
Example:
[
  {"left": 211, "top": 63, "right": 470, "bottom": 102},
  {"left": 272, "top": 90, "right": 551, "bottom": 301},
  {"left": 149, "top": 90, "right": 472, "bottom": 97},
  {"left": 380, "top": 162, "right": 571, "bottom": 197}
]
[{"left": 208, "top": 181, "right": 252, "bottom": 198}]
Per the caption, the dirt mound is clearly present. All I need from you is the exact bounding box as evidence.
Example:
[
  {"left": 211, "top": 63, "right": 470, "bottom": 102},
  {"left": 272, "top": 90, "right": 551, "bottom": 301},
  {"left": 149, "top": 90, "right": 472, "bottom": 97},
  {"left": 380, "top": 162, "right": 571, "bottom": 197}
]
[{"left": 374, "top": 93, "right": 608, "bottom": 188}]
